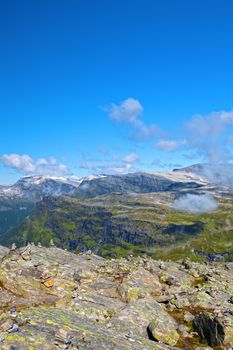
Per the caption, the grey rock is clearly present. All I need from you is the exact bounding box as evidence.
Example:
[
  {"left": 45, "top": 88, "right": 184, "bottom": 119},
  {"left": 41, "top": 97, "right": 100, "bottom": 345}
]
[{"left": 193, "top": 312, "right": 225, "bottom": 346}]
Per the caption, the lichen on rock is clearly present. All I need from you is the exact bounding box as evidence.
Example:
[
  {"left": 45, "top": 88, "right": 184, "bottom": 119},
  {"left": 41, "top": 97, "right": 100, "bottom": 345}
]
[{"left": 0, "top": 246, "right": 232, "bottom": 349}]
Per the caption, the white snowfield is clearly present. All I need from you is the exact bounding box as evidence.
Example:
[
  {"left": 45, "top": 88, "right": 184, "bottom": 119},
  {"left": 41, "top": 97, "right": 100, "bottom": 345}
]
[{"left": 149, "top": 170, "right": 208, "bottom": 185}]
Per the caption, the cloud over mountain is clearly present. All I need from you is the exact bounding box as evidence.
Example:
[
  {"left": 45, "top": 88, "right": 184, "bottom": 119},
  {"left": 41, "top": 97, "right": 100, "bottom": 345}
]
[
  {"left": 171, "top": 193, "right": 218, "bottom": 214},
  {"left": 1, "top": 154, "right": 71, "bottom": 177},
  {"left": 186, "top": 110, "right": 233, "bottom": 162},
  {"left": 154, "top": 110, "right": 233, "bottom": 165},
  {"left": 156, "top": 139, "right": 186, "bottom": 152},
  {"left": 123, "top": 152, "right": 139, "bottom": 163},
  {"left": 79, "top": 152, "right": 140, "bottom": 175}
]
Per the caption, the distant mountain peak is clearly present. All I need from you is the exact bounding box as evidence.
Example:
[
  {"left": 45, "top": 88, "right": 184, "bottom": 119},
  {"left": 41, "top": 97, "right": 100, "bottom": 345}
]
[{"left": 173, "top": 163, "right": 233, "bottom": 188}]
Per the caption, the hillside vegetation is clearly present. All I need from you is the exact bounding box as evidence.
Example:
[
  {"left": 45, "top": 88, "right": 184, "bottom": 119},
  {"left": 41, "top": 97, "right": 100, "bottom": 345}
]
[{"left": 4, "top": 192, "right": 233, "bottom": 262}]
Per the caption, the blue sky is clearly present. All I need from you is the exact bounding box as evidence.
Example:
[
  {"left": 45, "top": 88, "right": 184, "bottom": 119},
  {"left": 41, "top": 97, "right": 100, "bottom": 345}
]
[{"left": 1, "top": 0, "right": 233, "bottom": 184}]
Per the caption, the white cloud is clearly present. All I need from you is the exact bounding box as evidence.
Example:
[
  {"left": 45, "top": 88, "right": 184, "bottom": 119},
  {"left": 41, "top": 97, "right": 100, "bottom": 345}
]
[
  {"left": 171, "top": 193, "right": 218, "bottom": 214},
  {"left": 109, "top": 98, "right": 143, "bottom": 124},
  {"left": 187, "top": 110, "right": 233, "bottom": 138},
  {"left": 107, "top": 98, "right": 159, "bottom": 141},
  {"left": 79, "top": 152, "right": 140, "bottom": 175},
  {"left": 156, "top": 162, "right": 182, "bottom": 170},
  {"left": 154, "top": 110, "right": 233, "bottom": 161},
  {"left": 185, "top": 110, "right": 233, "bottom": 162},
  {"left": 1, "top": 154, "right": 71, "bottom": 176},
  {"left": 80, "top": 161, "right": 135, "bottom": 175},
  {"left": 153, "top": 109, "right": 233, "bottom": 186},
  {"left": 156, "top": 139, "right": 186, "bottom": 152},
  {"left": 36, "top": 158, "right": 48, "bottom": 166},
  {"left": 132, "top": 123, "right": 159, "bottom": 141},
  {"left": 123, "top": 152, "right": 139, "bottom": 163},
  {"left": 102, "top": 163, "right": 134, "bottom": 175}
]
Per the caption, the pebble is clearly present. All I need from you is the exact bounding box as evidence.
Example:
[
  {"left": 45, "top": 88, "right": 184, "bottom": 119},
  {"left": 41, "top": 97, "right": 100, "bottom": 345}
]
[
  {"left": 0, "top": 320, "right": 13, "bottom": 332},
  {"left": 184, "top": 311, "right": 195, "bottom": 323},
  {"left": 166, "top": 275, "right": 180, "bottom": 286},
  {"left": 8, "top": 323, "right": 19, "bottom": 333},
  {"left": 43, "top": 278, "right": 55, "bottom": 288},
  {"left": 73, "top": 272, "right": 81, "bottom": 283},
  {"left": 10, "top": 346, "right": 20, "bottom": 350},
  {"left": 10, "top": 243, "right": 16, "bottom": 251},
  {"left": 10, "top": 307, "right": 17, "bottom": 318},
  {"left": 72, "top": 291, "right": 78, "bottom": 299}
]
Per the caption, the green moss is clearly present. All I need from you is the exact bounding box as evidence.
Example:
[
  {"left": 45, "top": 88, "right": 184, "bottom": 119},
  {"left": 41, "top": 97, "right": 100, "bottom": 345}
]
[{"left": 46, "top": 319, "right": 60, "bottom": 326}]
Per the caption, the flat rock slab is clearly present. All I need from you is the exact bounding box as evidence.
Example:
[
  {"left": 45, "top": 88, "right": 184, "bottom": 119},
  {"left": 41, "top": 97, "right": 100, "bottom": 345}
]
[{"left": 0, "top": 246, "right": 232, "bottom": 349}]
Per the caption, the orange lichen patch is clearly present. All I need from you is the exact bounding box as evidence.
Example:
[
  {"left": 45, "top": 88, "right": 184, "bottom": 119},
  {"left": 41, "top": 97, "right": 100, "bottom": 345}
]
[
  {"left": 151, "top": 290, "right": 161, "bottom": 297},
  {"left": 22, "top": 254, "right": 31, "bottom": 261},
  {"left": 42, "top": 278, "right": 54, "bottom": 288}
]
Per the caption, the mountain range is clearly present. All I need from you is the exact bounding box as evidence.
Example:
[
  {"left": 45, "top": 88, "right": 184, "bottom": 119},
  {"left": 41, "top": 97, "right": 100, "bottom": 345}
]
[
  {"left": 0, "top": 168, "right": 208, "bottom": 201},
  {"left": 1, "top": 169, "right": 232, "bottom": 349},
  {"left": 1, "top": 164, "right": 233, "bottom": 261}
]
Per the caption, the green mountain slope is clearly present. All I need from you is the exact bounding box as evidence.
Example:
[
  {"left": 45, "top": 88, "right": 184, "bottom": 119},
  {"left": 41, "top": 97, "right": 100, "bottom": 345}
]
[
  {"left": 0, "top": 198, "right": 33, "bottom": 236},
  {"left": 4, "top": 192, "right": 233, "bottom": 261},
  {"left": 0, "top": 171, "right": 207, "bottom": 237}
]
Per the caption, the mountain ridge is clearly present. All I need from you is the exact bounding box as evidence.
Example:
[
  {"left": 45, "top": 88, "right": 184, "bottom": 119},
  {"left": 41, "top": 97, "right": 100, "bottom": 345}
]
[
  {"left": 0, "top": 168, "right": 209, "bottom": 201},
  {"left": 0, "top": 168, "right": 211, "bottom": 242},
  {"left": 1, "top": 164, "right": 233, "bottom": 262}
]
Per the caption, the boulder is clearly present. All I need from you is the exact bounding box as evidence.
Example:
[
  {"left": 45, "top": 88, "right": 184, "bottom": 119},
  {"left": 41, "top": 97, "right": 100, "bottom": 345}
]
[
  {"left": 148, "top": 318, "right": 180, "bottom": 346},
  {"left": 193, "top": 312, "right": 225, "bottom": 346}
]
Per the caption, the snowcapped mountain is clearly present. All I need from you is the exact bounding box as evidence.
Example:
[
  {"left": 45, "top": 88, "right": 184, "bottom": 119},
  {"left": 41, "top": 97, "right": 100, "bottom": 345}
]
[
  {"left": 0, "top": 174, "right": 108, "bottom": 236},
  {"left": 0, "top": 174, "right": 106, "bottom": 201},
  {"left": 0, "top": 166, "right": 229, "bottom": 246},
  {"left": 0, "top": 170, "right": 210, "bottom": 201},
  {"left": 1, "top": 170, "right": 212, "bottom": 200},
  {"left": 1, "top": 164, "right": 233, "bottom": 261}
]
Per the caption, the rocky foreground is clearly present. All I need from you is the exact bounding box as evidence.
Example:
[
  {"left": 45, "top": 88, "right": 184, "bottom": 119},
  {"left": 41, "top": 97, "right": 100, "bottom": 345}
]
[{"left": 0, "top": 245, "right": 233, "bottom": 349}]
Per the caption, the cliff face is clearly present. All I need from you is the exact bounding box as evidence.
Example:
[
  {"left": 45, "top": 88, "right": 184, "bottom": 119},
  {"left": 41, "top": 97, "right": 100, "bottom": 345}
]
[
  {"left": 1, "top": 171, "right": 233, "bottom": 262},
  {"left": 74, "top": 172, "right": 204, "bottom": 198},
  {"left": 0, "top": 245, "right": 233, "bottom": 349},
  {"left": 5, "top": 189, "right": 233, "bottom": 262},
  {"left": 5, "top": 195, "right": 204, "bottom": 258}
]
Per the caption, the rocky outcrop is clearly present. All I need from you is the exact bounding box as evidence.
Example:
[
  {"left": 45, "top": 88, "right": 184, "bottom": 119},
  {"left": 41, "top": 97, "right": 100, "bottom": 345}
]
[
  {"left": 0, "top": 246, "right": 232, "bottom": 349},
  {"left": 148, "top": 317, "right": 180, "bottom": 346},
  {"left": 193, "top": 312, "right": 225, "bottom": 346}
]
